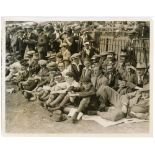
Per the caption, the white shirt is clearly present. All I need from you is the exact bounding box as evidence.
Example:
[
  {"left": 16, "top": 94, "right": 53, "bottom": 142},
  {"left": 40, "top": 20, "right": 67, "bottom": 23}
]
[{"left": 50, "top": 80, "right": 80, "bottom": 93}]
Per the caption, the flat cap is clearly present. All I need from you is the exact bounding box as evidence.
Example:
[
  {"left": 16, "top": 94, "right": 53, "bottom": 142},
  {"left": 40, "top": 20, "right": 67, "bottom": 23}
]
[
  {"left": 38, "top": 60, "right": 47, "bottom": 65},
  {"left": 47, "top": 62, "right": 57, "bottom": 68}
]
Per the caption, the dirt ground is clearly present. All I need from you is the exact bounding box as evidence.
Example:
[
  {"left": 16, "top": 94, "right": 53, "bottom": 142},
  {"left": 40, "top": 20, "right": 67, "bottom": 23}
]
[{"left": 4, "top": 82, "right": 150, "bottom": 135}]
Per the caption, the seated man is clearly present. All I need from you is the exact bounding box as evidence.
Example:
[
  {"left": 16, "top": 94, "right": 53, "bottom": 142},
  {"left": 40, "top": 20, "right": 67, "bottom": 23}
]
[
  {"left": 122, "top": 84, "right": 149, "bottom": 120},
  {"left": 45, "top": 72, "right": 80, "bottom": 108},
  {"left": 37, "top": 72, "right": 64, "bottom": 102},
  {"left": 67, "top": 77, "right": 98, "bottom": 123},
  {"left": 80, "top": 58, "right": 92, "bottom": 82},
  {"left": 96, "top": 84, "right": 150, "bottom": 121},
  {"left": 96, "top": 86, "right": 125, "bottom": 121},
  {"left": 117, "top": 63, "right": 138, "bottom": 95},
  {"left": 12, "top": 60, "right": 29, "bottom": 85},
  {"left": 6, "top": 55, "right": 22, "bottom": 82},
  {"left": 104, "top": 64, "right": 122, "bottom": 90},
  {"left": 20, "top": 76, "right": 40, "bottom": 101}
]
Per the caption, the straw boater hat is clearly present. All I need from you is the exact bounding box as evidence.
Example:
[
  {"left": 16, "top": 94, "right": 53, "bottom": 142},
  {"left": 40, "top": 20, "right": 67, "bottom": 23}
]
[
  {"left": 120, "top": 52, "right": 127, "bottom": 57},
  {"left": 136, "top": 63, "right": 147, "bottom": 69}
]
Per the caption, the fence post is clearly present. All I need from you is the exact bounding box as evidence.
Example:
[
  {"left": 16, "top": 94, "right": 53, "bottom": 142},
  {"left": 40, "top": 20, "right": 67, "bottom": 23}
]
[{"left": 106, "top": 38, "right": 109, "bottom": 51}]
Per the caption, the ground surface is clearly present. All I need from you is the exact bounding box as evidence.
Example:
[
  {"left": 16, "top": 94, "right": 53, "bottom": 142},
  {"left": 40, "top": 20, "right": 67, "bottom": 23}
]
[{"left": 4, "top": 82, "right": 150, "bottom": 135}]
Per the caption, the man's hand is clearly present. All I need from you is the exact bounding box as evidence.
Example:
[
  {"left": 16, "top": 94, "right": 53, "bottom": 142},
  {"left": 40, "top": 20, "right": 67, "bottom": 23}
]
[
  {"left": 68, "top": 92, "right": 79, "bottom": 97},
  {"left": 122, "top": 105, "right": 128, "bottom": 113}
]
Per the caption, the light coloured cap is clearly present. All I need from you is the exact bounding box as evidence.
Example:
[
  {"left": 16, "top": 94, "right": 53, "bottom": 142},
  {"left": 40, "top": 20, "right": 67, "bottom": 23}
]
[
  {"left": 84, "top": 42, "right": 89, "bottom": 45},
  {"left": 107, "top": 55, "right": 113, "bottom": 58},
  {"left": 33, "top": 53, "right": 39, "bottom": 60},
  {"left": 38, "top": 60, "right": 47, "bottom": 65},
  {"left": 74, "top": 26, "right": 81, "bottom": 31},
  {"left": 60, "top": 43, "right": 68, "bottom": 48},
  {"left": 46, "top": 51, "right": 52, "bottom": 57},
  {"left": 27, "top": 51, "right": 35, "bottom": 56}
]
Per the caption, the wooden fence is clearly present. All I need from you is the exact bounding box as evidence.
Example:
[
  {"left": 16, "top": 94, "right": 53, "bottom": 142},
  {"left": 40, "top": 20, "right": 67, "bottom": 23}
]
[{"left": 99, "top": 35, "right": 149, "bottom": 66}]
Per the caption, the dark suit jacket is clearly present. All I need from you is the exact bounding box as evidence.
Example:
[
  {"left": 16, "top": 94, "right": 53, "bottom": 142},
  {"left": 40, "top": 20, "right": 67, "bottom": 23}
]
[
  {"left": 71, "top": 64, "right": 84, "bottom": 82},
  {"left": 16, "top": 37, "right": 27, "bottom": 57},
  {"left": 25, "top": 33, "right": 37, "bottom": 50},
  {"left": 80, "top": 68, "right": 92, "bottom": 81},
  {"left": 105, "top": 69, "right": 122, "bottom": 90}
]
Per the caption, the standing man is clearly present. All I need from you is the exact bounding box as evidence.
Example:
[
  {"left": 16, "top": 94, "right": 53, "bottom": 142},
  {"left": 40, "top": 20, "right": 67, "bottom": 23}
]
[
  {"left": 124, "top": 31, "right": 137, "bottom": 66},
  {"left": 36, "top": 25, "right": 48, "bottom": 59},
  {"left": 16, "top": 30, "right": 27, "bottom": 59},
  {"left": 24, "top": 25, "right": 37, "bottom": 51}
]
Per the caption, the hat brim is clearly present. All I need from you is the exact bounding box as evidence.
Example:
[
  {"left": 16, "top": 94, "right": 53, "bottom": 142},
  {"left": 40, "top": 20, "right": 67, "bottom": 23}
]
[
  {"left": 136, "top": 67, "right": 146, "bottom": 69},
  {"left": 140, "top": 88, "right": 149, "bottom": 92}
]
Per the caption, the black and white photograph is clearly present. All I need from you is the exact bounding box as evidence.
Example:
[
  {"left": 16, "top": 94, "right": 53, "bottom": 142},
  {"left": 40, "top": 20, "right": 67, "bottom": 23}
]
[{"left": 1, "top": 18, "right": 152, "bottom": 135}]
